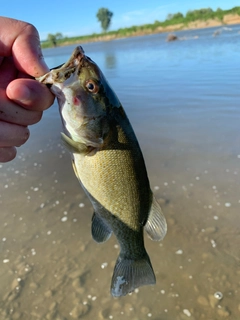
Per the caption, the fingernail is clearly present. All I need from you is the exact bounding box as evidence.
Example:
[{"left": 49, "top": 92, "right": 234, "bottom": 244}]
[
  {"left": 37, "top": 44, "right": 50, "bottom": 74},
  {"left": 38, "top": 55, "right": 50, "bottom": 74},
  {"left": 17, "top": 85, "right": 31, "bottom": 103}
]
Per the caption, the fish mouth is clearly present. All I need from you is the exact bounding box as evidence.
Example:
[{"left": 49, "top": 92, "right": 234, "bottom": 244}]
[
  {"left": 38, "top": 46, "right": 86, "bottom": 87},
  {"left": 50, "top": 63, "right": 65, "bottom": 71},
  {"left": 48, "top": 62, "right": 69, "bottom": 88},
  {"left": 60, "top": 46, "right": 85, "bottom": 71}
]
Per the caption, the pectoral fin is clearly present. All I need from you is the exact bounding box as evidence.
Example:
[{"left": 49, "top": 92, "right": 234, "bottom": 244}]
[
  {"left": 144, "top": 196, "right": 167, "bottom": 241},
  {"left": 91, "top": 212, "right": 112, "bottom": 243},
  {"left": 61, "top": 132, "right": 89, "bottom": 154}
]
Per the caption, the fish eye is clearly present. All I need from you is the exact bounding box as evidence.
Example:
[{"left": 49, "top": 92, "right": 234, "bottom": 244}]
[
  {"left": 87, "top": 83, "right": 94, "bottom": 90},
  {"left": 86, "top": 80, "right": 99, "bottom": 93}
]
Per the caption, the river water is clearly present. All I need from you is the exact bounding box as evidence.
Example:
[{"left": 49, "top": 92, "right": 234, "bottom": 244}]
[{"left": 0, "top": 25, "right": 240, "bottom": 319}]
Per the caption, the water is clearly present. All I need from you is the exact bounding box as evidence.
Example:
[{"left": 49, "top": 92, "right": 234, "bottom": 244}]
[{"left": 1, "top": 25, "right": 240, "bottom": 319}]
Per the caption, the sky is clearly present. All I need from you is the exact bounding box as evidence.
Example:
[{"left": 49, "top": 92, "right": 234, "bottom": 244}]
[{"left": 1, "top": 0, "right": 240, "bottom": 40}]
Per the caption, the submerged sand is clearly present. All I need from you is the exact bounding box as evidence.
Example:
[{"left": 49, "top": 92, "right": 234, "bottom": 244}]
[{"left": 0, "top": 103, "right": 239, "bottom": 319}]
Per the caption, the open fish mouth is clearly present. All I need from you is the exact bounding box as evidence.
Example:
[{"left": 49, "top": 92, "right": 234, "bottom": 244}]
[{"left": 37, "top": 46, "right": 86, "bottom": 86}]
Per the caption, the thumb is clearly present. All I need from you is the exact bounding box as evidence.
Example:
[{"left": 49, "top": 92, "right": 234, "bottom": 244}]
[{"left": 0, "top": 18, "right": 49, "bottom": 77}]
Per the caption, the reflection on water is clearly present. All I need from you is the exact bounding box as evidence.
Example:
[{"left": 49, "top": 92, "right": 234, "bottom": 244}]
[
  {"left": 0, "top": 25, "right": 240, "bottom": 319},
  {"left": 105, "top": 54, "right": 116, "bottom": 69}
]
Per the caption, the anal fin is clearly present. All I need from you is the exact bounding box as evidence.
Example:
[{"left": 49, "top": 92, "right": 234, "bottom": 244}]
[
  {"left": 144, "top": 195, "right": 167, "bottom": 241},
  {"left": 91, "top": 212, "right": 112, "bottom": 243}
]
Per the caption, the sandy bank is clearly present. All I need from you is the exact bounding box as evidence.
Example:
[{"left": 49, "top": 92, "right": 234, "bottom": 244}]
[
  {"left": 50, "top": 14, "right": 240, "bottom": 47},
  {"left": 164, "top": 14, "right": 240, "bottom": 31}
]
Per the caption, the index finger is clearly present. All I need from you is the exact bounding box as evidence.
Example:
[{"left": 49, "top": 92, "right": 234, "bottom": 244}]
[{"left": 0, "top": 17, "right": 49, "bottom": 77}]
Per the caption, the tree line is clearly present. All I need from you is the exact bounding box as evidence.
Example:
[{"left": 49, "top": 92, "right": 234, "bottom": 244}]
[
  {"left": 44, "top": 6, "right": 240, "bottom": 47},
  {"left": 164, "top": 6, "right": 240, "bottom": 26}
]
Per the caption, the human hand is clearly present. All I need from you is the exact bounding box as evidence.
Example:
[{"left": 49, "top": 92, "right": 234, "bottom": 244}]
[{"left": 0, "top": 17, "right": 54, "bottom": 163}]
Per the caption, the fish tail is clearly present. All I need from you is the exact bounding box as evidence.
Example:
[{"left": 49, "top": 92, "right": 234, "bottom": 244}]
[{"left": 111, "top": 252, "right": 156, "bottom": 297}]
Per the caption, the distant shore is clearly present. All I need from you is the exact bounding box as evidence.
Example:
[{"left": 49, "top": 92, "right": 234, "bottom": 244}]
[
  {"left": 42, "top": 13, "right": 240, "bottom": 48},
  {"left": 85, "top": 14, "right": 240, "bottom": 42}
]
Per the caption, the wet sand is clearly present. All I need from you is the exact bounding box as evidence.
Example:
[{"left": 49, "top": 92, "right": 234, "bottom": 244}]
[{"left": 1, "top": 30, "right": 240, "bottom": 319}]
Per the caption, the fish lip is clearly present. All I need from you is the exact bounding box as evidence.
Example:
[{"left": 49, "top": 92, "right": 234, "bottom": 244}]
[
  {"left": 40, "top": 46, "right": 85, "bottom": 87},
  {"left": 54, "top": 46, "right": 85, "bottom": 71},
  {"left": 50, "top": 63, "right": 65, "bottom": 71}
]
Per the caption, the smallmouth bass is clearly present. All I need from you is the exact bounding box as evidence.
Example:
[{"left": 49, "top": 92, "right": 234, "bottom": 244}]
[{"left": 38, "top": 46, "right": 167, "bottom": 297}]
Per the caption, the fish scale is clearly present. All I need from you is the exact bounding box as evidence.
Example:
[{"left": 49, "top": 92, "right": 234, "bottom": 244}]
[
  {"left": 74, "top": 138, "right": 145, "bottom": 231},
  {"left": 37, "top": 45, "right": 167, "bottom": 297}
]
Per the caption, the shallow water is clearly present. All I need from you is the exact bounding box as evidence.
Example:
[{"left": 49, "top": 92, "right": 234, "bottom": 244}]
[{"left": 1, "top": 25, "right": 240, "bottom": 319}]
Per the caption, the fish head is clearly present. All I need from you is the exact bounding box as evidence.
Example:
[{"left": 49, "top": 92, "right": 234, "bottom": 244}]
[{"left": 38, "top": 46, "right": 121, "bottom": 141}]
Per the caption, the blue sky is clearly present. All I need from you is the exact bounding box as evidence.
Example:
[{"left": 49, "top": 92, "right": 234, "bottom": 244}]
[{"left": 1, "top": 0, "right": 239, "bottom": 40}]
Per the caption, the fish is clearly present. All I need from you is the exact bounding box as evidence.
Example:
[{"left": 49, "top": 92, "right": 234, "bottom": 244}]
[{"left": 37, "top": 46, "right": 167, "bottom": 297}]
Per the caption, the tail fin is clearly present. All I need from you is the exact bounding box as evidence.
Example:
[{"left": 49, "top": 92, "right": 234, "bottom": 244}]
[{"left": 111, "top": 253, "right": 156, "bottom": 297}]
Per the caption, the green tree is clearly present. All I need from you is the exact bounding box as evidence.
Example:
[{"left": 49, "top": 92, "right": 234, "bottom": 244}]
[
  {"left": 166, "top": 13, "right": 173, "bottom": 20},
  {"left": 96, "top": 8, "right": 113, "bottom": 32},
  {"left": 172, "top": 12, "right": 184, "bottom": 19},
  {"left": 186, "top": 8, "right": 214, "bottom": 20},
  {"left": 47, "top": 34, "right": 57, "bottom": 47},
  {"left": 55, "top": 32, "right": 63, "bottom": 41},
  {"left": 167, "top": 12, "right": 184, "bottom": 20},
  {"left": 47, "top": 32, "right": 63, "bottom": 47}
]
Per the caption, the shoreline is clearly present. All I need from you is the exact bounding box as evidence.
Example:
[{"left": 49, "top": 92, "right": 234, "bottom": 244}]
[{"left": 44, "top": 13, "right": 240, "bottom": 48}]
